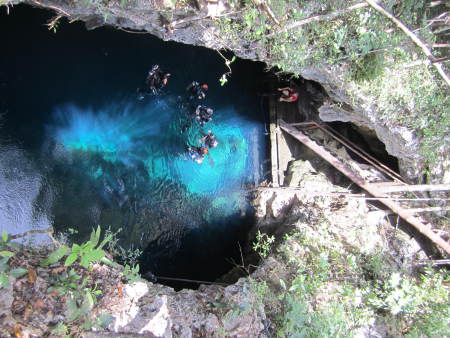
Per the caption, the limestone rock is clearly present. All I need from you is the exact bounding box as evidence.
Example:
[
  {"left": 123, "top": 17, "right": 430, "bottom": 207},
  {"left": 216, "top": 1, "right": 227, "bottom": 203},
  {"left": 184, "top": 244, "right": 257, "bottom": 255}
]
[{"left": 94, "top": 279, "right": 264, "bottom": 337}]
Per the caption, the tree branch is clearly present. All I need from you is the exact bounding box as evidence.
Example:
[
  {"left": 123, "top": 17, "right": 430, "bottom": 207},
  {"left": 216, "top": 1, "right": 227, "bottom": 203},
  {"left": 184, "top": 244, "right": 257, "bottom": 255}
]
[
  {"left": 253, "top": 0, "right": 280, "bottom": 26},
  {"left": 266, "top": 2, "right": 369, "bottom": 38},
  {"left": 365, "top": 0, "right": 450, "bottom": 87},
  {"left": 9, "top": 227, "right": 54, "bottom": 240},
  {"left": 31, "top": 0, "right": 71, "bottom": 17}
]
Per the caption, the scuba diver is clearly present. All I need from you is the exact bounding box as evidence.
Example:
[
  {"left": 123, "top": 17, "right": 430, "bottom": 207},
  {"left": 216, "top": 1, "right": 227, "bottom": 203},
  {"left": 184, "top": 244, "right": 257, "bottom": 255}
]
[
  {"left": 187, "top": 145, "right": 208, "bottom": 164},
  {"left": 186, "top": 81, "right": 208, "bottom": 100},
  {"left": 200, "top": 130, "right": 218, "bottom": 148},
  {"left": 194, "top": 104, "right": 213, "bottom": 126},
  {"left": 138, "top": 65, "right": 171, "bottom": 99}
]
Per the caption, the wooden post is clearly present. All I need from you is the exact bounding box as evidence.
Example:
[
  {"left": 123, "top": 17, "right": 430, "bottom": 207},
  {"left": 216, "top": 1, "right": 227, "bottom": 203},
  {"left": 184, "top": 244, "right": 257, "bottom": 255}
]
[{"left": 269, "top": 97, "right": 279, "bottom": 187}]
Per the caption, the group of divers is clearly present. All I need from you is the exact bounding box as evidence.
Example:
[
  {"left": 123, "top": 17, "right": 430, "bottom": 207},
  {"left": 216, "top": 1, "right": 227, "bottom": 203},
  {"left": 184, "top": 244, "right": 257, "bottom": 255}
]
[{"left": 137, "top": 65, "right": 218, "bottom": 164}]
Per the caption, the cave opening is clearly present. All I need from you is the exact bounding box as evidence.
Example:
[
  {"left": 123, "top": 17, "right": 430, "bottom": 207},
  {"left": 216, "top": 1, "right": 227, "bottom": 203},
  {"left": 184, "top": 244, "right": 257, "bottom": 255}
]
[
  {"left": 0, "top": 4, "right": 405, "bottom": 290},
  {"left": 0, "top": 4, "right": 271, "bottom": 289}
]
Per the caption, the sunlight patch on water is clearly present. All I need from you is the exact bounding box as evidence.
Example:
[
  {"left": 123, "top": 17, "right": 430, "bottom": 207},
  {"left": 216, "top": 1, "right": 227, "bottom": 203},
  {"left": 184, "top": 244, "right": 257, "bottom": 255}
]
[
  {"left": 50, "top": 101, "right": 171, "bottom": 165},
  {"left": 50, "top": 99, "right": 260, "bottom": 198}
]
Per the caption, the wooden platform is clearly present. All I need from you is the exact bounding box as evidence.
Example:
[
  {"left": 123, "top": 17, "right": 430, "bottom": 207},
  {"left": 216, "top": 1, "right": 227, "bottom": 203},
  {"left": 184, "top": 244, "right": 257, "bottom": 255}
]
[{"left": 267, "top": 90, "right": 450, "bottom": 255}]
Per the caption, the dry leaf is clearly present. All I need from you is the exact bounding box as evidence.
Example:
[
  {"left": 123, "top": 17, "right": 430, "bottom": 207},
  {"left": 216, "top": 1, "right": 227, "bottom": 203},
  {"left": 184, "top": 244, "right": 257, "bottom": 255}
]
[
  {"left": 34, "top": 298, "right": 46, "bottom": 311},
  {"left": 27, "top": 269, "right": 37, "bottom": 283},
  {"left": 13, "top": 323, "right": 23, "bottom": 338},
  {"left": 117, "top": 283, "right": 123, "bottom": 297},
  {"left": 48, "top": 288, "right": 60, "bottom": 297},
  {"left": 51, "top": 266, "right": 66, "bottom": 274}
]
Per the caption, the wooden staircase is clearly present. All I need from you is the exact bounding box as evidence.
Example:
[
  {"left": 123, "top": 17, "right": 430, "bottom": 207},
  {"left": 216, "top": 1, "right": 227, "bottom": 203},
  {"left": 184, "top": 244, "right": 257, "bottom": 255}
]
[{"left": 279, "top": 120, "right": 450, "bottom": 256}]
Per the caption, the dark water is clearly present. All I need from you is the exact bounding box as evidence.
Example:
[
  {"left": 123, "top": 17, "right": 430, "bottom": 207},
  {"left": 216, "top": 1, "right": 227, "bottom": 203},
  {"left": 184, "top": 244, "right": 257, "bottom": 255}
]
[{"left": 0, "top": 5, "right": 268, "bottom": 287}]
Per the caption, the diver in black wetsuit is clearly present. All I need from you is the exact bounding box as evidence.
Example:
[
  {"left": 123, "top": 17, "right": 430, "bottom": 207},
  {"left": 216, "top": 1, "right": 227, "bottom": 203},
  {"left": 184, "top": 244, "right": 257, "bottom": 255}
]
[
  {"left": 187, "top": 145, "right": 208, "bottom": 164},
  {"left": 186, "top": 81, "right": 208, "bottom": 100},
  {"left": 201, "top": 130, "right": 218, "bottom": 148},
  {"left": 194, "top": 105, "right": 213, "bottom": 126},
  {"left": 138, "top": 65, "right": 171, "bottom": 98}
]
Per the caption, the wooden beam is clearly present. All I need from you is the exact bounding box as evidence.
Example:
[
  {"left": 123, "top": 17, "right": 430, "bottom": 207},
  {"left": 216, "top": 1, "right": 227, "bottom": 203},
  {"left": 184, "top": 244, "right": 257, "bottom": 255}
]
[
  {"left": 289, "top": 122, "right": 317, "bottom": 126},
  {"left": 408, "top": 207, "right": 450, "bottom": 213},
  {"left": 279, "top": 120, "right": 450, "bottom": 255},
  {"left": 269, "top": 97, "right": 279, "bottom": 187},
  {"left": 372, "top": 207, "right": 450, "bottom": 215},
  {"left": 372, "top": 183, "right": 450, "bottom": 193},
  {"left": 368, "top": 181, "right": 405, "bottom": 187}
]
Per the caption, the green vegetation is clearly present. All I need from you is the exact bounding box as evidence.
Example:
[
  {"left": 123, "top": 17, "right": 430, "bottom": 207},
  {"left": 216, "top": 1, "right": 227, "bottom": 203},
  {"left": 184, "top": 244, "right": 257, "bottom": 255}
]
[
  {"left": 252, "top": 230, "right": 275, "bottom": 258},
  {"left": 123, "top": 263, "right": 141, "bottom": 283},
  {"left": 42, "top": 226, "right": 112, "bottom": 269},
  {"left": 0, "top": 232, "right": 27, "bottom": 288},
  {"left": 215, "top": 0, "right": 449, "bottom": 168},
  {"left": 105, "top": 226, "right": 143, "bottom": 266},
  {"left": 249, "top": 220, "right": 449, "bottom": 337},
  {"left": 1, "top": 227, "right": 141, "bottom": 336}
]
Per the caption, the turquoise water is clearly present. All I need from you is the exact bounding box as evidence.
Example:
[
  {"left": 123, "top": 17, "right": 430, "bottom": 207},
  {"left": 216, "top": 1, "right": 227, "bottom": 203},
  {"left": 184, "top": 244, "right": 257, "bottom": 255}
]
[
  {"left": 49, "top": 98, "right": 262, "bottom": 217},
  {"left": 0, "top": 5, "right": 267, "bottom": 285}
]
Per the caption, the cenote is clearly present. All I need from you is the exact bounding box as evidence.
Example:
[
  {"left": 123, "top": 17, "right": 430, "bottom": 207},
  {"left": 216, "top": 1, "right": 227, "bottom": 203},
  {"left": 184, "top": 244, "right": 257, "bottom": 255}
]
[{"left": 0, "top": 5, "right": 268, "bottom": 288}]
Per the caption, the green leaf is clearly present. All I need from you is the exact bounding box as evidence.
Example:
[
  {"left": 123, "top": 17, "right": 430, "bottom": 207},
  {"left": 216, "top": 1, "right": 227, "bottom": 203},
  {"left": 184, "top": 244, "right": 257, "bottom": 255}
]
[
  {"left": 0, "top": 251, "right": 14, "bottom": 257},
  {"left": 40, "top": 246, "right": 68, "bottom": 266},
  {"left": 82, "top": 241, "right": 95, "bottom": 253},
  {"left": 280, "top": 279, "right": 287, "bottom": 290},
  {"left": 72, "top": 243, "right": 81, "bottom": 254},
  {"left": 80, "top": 276, "right": 90, "bottom": 288},
  {"left": 0, "top": 272, "right": 9, "bottom": 288},
  {"left": 64, "top": 252, "right": 78, "bottom": 267},
  {"left": 80, "top": 256, "right": 89, "bottom": 269},
  {"left": 80, "top": 317, "right": 95, "bottom": 330},
  {"left": 79, "top": 292, "right": 94, "bottom": 316},
  {"left": 0, "top": 256, "right": 10, "bottom": 270},
  {"left": 1, "top": 231, "right": 7, "bottom": 243},
  {"left": 80, "top": 249, "right": 105, "bottom": 268},
  {"left": 9, "top": 268, "right": 28, "bottom": 278},
  {"left": 133, "top": 264, "right": 140, "bottom": 273},
  {"left": 96, "top": 313, "right": 114, "bottom": 329},
  {"left": 289, "top": 284, "right": 300, "bottom": 292},
  {"left": 51, "top": 322, "right": 68, "bottom": 335},
  {"left": 89, "top": 226, "right": 101, "bottom": 247},
  {"left": 97, "top": 234, "right": 112, "bottom": 250},
  {"left": 219, "top": 74, "right": 228, "bottom": 86},
  {"left": 100, "top": 256, "right": 114, "bottom": 266},
  {"left": 67, "top": 295, "right": 81, "bottom": 321}
]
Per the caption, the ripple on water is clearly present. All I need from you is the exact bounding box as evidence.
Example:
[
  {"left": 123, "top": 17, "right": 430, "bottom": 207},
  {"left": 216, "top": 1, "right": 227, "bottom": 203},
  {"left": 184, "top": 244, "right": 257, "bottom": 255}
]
[{"left": 0, "top": 145, "right": 52, "bottom": 242}]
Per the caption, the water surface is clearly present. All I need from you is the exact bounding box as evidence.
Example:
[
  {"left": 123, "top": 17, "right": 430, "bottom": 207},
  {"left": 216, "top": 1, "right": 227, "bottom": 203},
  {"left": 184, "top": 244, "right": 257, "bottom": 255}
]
[{"left": 0, "top": 5, "right": 267, "bottom": 285}]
